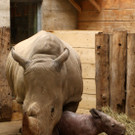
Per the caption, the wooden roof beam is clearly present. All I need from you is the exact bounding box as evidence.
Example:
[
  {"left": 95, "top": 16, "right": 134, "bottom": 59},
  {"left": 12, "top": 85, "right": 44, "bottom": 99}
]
[
  {"left": 88, "top": 0, "right": 101, "bottom": 12},
  {"left": 69, "top": 0, "right": 82, "bottom": 13}
]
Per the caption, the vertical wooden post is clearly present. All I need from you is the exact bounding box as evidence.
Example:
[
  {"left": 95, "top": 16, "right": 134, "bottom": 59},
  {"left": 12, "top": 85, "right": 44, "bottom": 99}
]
[
  {"left": 110, "top": 31, "right": 127, "bottom": 113},
  {"left": 0, "top": 27, "right": 12, "bottom": 121},
  {"left": 126, "top": 34, "right": 135, "bottom": 120},
  {"left": 95, "top": 32, "right": 110, "bottom": 110}
]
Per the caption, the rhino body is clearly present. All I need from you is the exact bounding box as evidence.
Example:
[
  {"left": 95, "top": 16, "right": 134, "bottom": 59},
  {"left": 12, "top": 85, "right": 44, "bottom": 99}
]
[
  {"left": 53, "top": 109, "right": 126, "bottom": 135},
  {"left": 6, "top": 31, "right": 83, "bottom": 135}
]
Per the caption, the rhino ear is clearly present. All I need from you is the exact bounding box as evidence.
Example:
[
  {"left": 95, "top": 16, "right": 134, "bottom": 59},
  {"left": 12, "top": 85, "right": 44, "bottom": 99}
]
[
  {"left": 90, "top": 108, "right": 101, "bottom": 119},
  {"left": 54, "top": 48, "right": 69, "bottom": 72},
  {"left": 11, "top": 48, "right": 29, "bottom": 69}
]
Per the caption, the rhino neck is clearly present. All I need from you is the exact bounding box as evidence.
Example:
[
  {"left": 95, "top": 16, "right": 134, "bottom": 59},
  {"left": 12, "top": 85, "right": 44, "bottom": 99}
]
[{"left": 90, "top": 116, "right": 104, "bottom": 135}]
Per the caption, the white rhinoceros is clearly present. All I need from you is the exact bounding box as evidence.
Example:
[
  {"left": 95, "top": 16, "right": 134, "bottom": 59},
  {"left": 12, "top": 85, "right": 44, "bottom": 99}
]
[{"left": 6, "top": 31, "right": 83, "bottom": 135}]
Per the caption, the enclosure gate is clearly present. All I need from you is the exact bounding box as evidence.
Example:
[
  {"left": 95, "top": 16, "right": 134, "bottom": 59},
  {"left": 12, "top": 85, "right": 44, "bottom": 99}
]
[{"left": 96, "top": 31, "right": 135, "bottom": 120}]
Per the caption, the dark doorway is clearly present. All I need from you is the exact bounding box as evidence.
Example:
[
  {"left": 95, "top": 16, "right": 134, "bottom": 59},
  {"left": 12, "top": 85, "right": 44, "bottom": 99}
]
[{"left": 10, "top": 1, "right": 41, "bottom": 44}]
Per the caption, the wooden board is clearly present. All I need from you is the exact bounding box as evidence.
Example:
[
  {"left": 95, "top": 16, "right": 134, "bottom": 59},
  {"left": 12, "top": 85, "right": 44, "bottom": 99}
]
[
  {"left": 82, "top": 63, "right": 95, "bottom": 79},
  {"left": 52, "top": 30, "right": 98, "bottom": 49},
  {"left": 0, "top": 27, "right": 12, "bottom": 121},
  {"left": 95, "top": 32, "right": 110, "bottom": 110},
  {"left": 78, "top": 22, "right": 135, "bottom": 33},
  {"left": 77, "top": 108, "right": 90, "bottom": 114},
  {"left": 78, "top": 94, "right": 96, "bottom": 110},
  {"left": 83, "top": 79, "right": 96, "bottom": 94},
  {"left": 109, "top": 31, "right": 127, "bottom": 113},
  {"left": 81, "top": 0, "right": 135, "bottom": 11},
  {"left": 74, "top": 48, "right": 95, "bottom": 64},
  {"left": 126, "top": 34, "right": 135, "bottom": 120},
  {"left": 79, "top": 10, "right": 135, "bottom": 22}
]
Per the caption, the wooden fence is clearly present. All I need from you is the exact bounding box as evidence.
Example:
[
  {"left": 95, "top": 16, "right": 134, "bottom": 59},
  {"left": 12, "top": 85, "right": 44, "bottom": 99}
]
[
  {"left": 0, "top": 27, "right": 12, "bottom": 121},
  {"left": 96, "top": 31, "right": 135, "bottom": 120}
]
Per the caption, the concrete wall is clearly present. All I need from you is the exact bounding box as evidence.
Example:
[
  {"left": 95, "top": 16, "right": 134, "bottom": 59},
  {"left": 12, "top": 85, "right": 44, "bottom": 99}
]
[
  {"left": 0, "top": 0, "right": 10, "bottom": 27},
  {"left": 41, "top": 0, "right": 77, "bottom": 30},
  {"left": 78, "top": 0, "right": 135, "bottom": 33}
]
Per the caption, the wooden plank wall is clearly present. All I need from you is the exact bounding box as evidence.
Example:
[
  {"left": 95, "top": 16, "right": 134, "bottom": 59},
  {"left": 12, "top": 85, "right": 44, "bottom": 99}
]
[
  {"left": 78, "top": 0, "right": 135, "bottom": 33},
  {"left": 95, "top": 31, "right": 135, "bottom": 120},
  {"left": 52, "top": 30, "right": 98, "bottom": 114},
  {"left": 0, "top": 0, "right": 12, "bottom": 121}
]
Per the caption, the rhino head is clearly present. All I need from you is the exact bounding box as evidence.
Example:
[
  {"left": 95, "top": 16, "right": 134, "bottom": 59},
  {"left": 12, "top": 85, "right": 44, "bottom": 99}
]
[
  {"left": 11, "top": 48, "right": 69, "bottom": 135},
  {"left": 90, "top": 109, "right": 126, "bottom": 135}
]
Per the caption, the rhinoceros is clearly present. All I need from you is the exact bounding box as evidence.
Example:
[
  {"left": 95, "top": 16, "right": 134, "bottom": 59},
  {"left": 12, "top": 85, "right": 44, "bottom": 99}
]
[
  {"left": 6, "top": 31, "right": 83, "bottom": 135},
  {"left": 53, "top": 109, "right": 126, "bottom": 135}
]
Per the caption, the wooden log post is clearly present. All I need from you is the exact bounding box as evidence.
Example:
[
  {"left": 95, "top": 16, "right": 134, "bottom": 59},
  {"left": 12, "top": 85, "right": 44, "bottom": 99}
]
[
  {"left": 109, "top": 31, "right": 127, "bottom": 113},
  {"left": 0, "top": 27, "right": 12, "bottom": 121},
  {"left": 95, "top": 32, "right": 110, "bottom": 110},
  {"left": 126, "top": 34, "right": 135, "bottom": 120}
]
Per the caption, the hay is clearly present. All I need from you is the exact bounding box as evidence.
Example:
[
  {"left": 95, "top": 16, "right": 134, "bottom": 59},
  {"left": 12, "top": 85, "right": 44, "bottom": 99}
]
[{"left": 99, "top": 107, "right": 135, "bottom": 135}]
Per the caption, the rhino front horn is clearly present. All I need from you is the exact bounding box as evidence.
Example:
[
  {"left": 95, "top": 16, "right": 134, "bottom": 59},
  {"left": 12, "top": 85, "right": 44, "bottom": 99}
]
[
  {"left": 11, "top": 48, "right": 29, "bottom": 69},
  {"left": 54, "top": 48, "right": 70, "bottom": 71}
]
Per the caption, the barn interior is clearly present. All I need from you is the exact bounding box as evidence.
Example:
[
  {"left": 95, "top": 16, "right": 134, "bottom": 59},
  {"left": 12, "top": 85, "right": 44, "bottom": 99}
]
[{"left": 0, "top": 0, "right": 135, "bottom": 134}]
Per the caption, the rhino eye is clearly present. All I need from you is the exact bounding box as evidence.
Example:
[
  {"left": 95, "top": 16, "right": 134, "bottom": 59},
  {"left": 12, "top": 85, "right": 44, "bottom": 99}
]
[{"left": 111, "top": 124, "right": 115, "bottom": 127}]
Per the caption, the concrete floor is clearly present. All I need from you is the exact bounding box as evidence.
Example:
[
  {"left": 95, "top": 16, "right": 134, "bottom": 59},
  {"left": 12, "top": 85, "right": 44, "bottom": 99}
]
[{"left": 0, "top": 121, "right": 22, "bottom": 135}]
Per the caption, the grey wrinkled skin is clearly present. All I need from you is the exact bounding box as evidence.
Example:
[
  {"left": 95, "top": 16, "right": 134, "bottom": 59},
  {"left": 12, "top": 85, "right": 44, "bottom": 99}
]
[
  {"left": 53, "top": 109, "right": 126, "bottom": 135},
  {"left": 6, "top": 31, "right": 83, "bottom": 135}
]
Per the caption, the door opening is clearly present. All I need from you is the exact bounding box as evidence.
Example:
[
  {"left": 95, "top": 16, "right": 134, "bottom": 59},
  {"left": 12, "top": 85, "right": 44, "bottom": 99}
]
[{"left": 10, "top": 0, "right": 41, "bottom": 44}]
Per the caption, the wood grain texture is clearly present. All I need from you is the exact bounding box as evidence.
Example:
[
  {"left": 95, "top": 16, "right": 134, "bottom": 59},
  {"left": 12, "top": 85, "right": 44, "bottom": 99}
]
[
  {"left": 78, "top": 22, "right": 135, "bottom": 33},
  {"left": 78, "top": 9, "right": 135, "bottom": 22},
  {"left": 95, "top": 32, "right": 110, "bottom": 110},
  {"left": 52, "top": 30, "right": 98, "bottom": 49},
  {"left": 83, "top": 79, "right": 96, "bottom": 94},
  {"left": 82, "top": 63, "right": 95, "bottom": 79},
  {"left": 0, "top": 27, "right": 12, "bottom": 121},
  {"left": 78, "top": 0, "right": 135, "bottom": 32},
  {"left": 126, "top": 34, "right": 135, "bottom": 120},
  {"left": 109, "top": 31, "right": 127, "bottom": 113},
  {"left": 75, "top": 48, "right": 95, "bottom": 64},
  {"left": 78, "top": 94, "right": 96, "bottom": 110}
]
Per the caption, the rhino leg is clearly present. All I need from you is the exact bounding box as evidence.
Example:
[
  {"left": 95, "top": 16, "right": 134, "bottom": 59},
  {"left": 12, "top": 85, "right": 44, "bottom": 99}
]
[
  {"left": 52, "top": 126, "right": 59, "bottom": 135},
  {"left": 63, "top": 102, "right": 79, "bottom": 112}
]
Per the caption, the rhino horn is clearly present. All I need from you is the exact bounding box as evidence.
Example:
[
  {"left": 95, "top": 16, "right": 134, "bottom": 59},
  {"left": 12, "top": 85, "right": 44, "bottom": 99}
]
[
  {"left": 11, "top": 48, "right": 29, "bottom": 69},
  {"left": 23, "top": 112, "right": 39, "bottom": 135},
  {"left": 54, "top": 48, "right": 70, "bottom": 71}
]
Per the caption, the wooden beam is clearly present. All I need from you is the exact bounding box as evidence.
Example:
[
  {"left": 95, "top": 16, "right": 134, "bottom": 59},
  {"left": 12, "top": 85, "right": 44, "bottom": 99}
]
[
  {"left": 88, "top": 0, "right": 101, "bottom": 12},
  {"left": 69, "top": 0, "right": 81, "bottom": 13},
  {"left": 110, "top": 31, "right": 127, "bottom": 113},
  {"left": 95, "top": 32, "right": 110, "bottom": 110}
]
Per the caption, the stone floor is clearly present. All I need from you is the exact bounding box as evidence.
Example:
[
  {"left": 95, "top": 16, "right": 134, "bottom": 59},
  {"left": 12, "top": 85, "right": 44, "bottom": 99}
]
[{"left": 0, "top": 121, "right": 22, "bottom": 135}]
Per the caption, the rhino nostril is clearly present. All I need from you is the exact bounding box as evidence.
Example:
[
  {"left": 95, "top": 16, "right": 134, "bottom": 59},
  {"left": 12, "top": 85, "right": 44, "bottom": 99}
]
[
  {"left": 27, "top": 102, "right": 40, "bottom": 117},
  {"left": 28, "top": 109, "right": 37, "bottom": 117}
]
